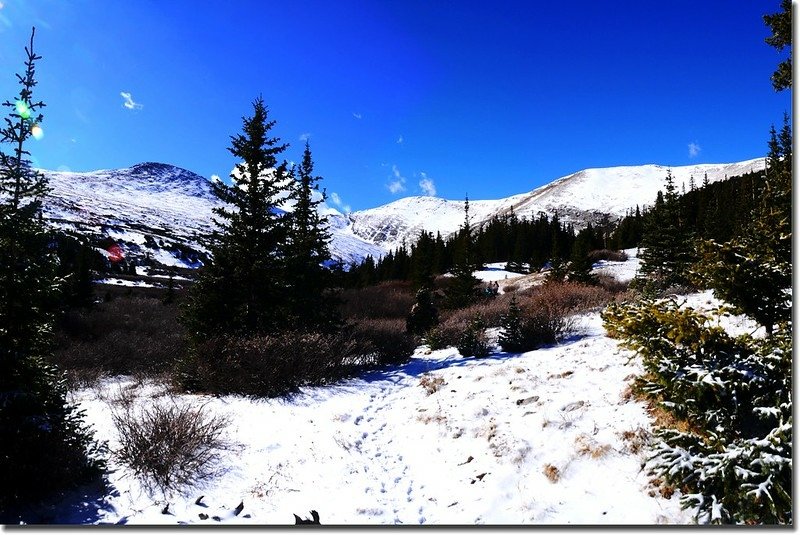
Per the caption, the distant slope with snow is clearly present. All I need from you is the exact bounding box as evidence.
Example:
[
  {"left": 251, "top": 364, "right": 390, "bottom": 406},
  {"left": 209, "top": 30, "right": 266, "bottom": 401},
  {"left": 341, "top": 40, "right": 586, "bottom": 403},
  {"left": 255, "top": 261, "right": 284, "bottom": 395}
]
[
  {"left": 41, "top": 162, "right": 385, "bottom": 267},
  {"left": 349, "top": 158, "right": 765, "bottom": 250},
  {"left": 40, "top": 157, "right": 765, "bottom": 266}
]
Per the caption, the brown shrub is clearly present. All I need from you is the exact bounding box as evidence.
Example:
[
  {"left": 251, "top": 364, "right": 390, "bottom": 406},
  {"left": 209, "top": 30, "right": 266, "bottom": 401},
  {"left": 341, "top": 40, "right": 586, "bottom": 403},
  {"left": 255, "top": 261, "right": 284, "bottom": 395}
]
[
  {"left": 348, "top": 317, "right": 417, "bottom": 366},
  {"left": 179, "top": 320, "right": 416, "bottom": 397},
  {"left": 595, "top": 273, "right": 629, "bottom": 294},
  {"left": 112, "top": 399, "right": 230, "bottom": 496},
  {"left": 52, "top": 296, "right": 187, "bottom": 385},
  {"left": 588, "top": 249, "right": 629, "bottom": 263},
  {"left": 338, "top": 281, "right": 415, "bottom": 321},
  {"left": 524, "top": 281, "right": 614, "bottom": 314}
]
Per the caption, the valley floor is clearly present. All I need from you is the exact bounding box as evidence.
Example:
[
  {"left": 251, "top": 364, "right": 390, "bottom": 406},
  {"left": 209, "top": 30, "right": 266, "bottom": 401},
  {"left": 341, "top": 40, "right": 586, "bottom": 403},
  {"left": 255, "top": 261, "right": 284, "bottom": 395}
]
[{"left": 57, "top": 308, "right": 697, "bottom": 525}]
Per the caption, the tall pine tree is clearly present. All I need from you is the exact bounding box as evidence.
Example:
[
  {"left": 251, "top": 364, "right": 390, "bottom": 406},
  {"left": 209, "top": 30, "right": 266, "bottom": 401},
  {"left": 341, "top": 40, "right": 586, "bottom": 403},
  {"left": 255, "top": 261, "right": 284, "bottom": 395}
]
[
  {"left": 446, "top": 197, "right": 481, "bottom": 308},
  {"left": 0, "top": 28, "right": 102, "bottom": 519},
  {"left": 284, "top": 141, "right": 340, "bottom": 330},
  {"left": 185, "top": 97, "right": 293, "bottom": 338}
]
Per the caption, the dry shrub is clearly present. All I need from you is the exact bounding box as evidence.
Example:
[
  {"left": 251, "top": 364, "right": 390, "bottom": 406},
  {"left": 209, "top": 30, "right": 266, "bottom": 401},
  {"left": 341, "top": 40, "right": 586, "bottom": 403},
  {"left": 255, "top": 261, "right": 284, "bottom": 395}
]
[
  {"left": 338, "top": 281, "right": 415, "bottom": 321},
  {"left": 525, "top": 280, "right": 613, "bottom": 314},
  {"left": 426, "top": 296, "right": 511, "bottom": 351},
  {"left": 588, "top": 249, "right": 629, "bottom": 263},
  {"left": 419, "top": 374, "right": 445, "bottom": 395},
  {"left": 181, "top": 332, "right": 366, "bottom": 397},
  {"left": 112, "top": 399, "right": 230, "bottom": 496},
  {"left": 52, "top": 296, "right": 186, "bottom": 385},
  {"left": 180, "top": 322, "right": 415, "bottom": 397},
  {"left": 349, "top": 318, "right": 417, "bottom": 366},
  {"left": 543, "top": 464, "right": 560, "bottom": 483}
]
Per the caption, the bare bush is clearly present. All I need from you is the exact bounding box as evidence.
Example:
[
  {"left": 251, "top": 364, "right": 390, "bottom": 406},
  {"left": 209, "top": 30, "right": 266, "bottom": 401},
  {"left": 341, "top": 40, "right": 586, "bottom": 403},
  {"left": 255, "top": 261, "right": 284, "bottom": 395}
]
[
  {"left": 338, "top": 281, "right": 415, "bottom": 321},
  {"left": 52, "top": 296, "right": 186, "bottom": 384},
  {"left": 179, "top": 321, "right": 415, "bottom": 397},
  {"left": 588, "top": 249, "right": 629, "bottom": 263},
  {"left": 112, "top": 399, "right": 230, "bottom": 496},
  {"left": 525, "top": 281, "right": 614, "bottom": 314},
  {"left": 349, "top": 318, "right": 416, "bottom": 366}
]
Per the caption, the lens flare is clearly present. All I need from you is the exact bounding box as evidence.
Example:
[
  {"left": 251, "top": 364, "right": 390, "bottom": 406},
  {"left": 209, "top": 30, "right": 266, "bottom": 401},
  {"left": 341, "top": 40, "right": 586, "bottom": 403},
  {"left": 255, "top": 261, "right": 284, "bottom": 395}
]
[
  {"left": 15, "top": 100, "right": 31, "bottom": 119},
  {"left": 30, "top": 124, "right": 44, "bottom": 140}
]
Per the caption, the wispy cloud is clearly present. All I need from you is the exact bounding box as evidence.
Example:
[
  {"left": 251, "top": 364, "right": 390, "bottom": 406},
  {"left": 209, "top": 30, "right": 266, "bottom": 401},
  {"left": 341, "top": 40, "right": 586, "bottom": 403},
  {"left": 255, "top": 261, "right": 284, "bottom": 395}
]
[
  {"left": 120, "top": 91, "right": 143, "bottom": 110},
  {"left": 418, "top": 171, "right": 436, "bottom": 196},
  {"left": 688, "top": 141, "right": 701, "bottom": 158},
  {"left": 387, "top": 164, "right": 406, "bottom": 194},
  {"left": 299, "top": 133, "right": 311, "bottom": 142},
  {"left": 396, "top": 135, "right": 404, "bottom": 144},
  {"left": 352, "top": 112, "right": 362, "bottom": 120},
  {"left": 329, "top": 191, "right": 351, "bottom": 213}
]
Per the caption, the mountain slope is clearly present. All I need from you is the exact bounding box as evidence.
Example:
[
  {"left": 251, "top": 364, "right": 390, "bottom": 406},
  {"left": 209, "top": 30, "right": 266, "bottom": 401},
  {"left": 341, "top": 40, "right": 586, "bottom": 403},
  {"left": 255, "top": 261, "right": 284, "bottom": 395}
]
[
  {"left": 349, "top": 158, "right": 765, "bottom": 250},
  {"left": 42, "top": 162, "right": 385, "bottom": 268},
  {"left": 39, "top": 157, "right": 765, "bottom": 268}
]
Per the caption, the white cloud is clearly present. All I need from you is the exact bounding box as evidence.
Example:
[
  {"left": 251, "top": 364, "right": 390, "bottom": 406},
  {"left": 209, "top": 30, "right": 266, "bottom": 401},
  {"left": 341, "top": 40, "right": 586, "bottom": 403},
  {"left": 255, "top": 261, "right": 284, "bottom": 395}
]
[
  {"left": 387, "top": 164, "right": 407, "bottom": 194},
  {"left": 299, "top": 133, "right": 311, "bottom": 142},
  {"left": 352, "top": 112, "right": 362, "bottom": 120},
  {"left": 120, "top": 91, "right": 143, "bottom": 110},
  {"left": 396, "top": 135, "right": 404, "bottom": 144},
  {"left": 418, "top": 172, "right": 436, "bottom": 196},
  {"left": 329, "top": 191, "right": 351, "bottom": 213},
  {"left": 688, "top": 142, "right": 701, "bottom": 158}
]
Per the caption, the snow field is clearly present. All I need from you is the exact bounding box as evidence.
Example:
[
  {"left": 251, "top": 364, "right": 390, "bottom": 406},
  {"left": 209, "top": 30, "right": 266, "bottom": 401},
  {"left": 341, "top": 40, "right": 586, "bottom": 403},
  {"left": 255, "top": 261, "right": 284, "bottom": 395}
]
[{"left": 70, "top": 308, "right": 691, "bottom": 525}]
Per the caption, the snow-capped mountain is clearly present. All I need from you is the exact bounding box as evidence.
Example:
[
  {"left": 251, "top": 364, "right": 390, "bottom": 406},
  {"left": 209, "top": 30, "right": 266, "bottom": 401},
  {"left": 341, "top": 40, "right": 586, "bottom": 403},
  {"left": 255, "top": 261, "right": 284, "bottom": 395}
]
[
  {"left": 40, "top": 157, "right": 765, "bottom": 269},
  {"left": 42, "top": 162, "right": 385, "bottom": 268},
  {"left": 349, "top": 158, "right": 766, "bottom": 251}
]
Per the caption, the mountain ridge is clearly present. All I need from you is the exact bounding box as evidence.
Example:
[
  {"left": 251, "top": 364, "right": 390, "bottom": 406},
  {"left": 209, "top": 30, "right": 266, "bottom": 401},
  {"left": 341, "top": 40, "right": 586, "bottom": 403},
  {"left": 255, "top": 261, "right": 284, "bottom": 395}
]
[{"left": 38, "top": 157, "right": 766, "bottom": 268}]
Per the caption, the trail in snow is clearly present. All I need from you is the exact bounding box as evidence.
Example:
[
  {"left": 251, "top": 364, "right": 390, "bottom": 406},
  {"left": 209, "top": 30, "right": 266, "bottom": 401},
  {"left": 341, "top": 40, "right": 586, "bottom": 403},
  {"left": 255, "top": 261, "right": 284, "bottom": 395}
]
[{"left": 65, "top": 314, "right": 690, "bottom": 525}]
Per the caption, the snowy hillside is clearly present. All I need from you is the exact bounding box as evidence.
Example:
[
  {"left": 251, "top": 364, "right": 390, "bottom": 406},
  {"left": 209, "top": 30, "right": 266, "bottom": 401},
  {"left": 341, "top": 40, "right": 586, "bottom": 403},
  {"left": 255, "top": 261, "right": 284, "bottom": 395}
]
[
  {"left": 39, "top": 157, "right": 764, "bottom": 267},
  {"left": 41, "top": 163, "right": 385, "bottom": 267},
  {"left": 350, "top": 158, "right": 765, "bottom": 250}
]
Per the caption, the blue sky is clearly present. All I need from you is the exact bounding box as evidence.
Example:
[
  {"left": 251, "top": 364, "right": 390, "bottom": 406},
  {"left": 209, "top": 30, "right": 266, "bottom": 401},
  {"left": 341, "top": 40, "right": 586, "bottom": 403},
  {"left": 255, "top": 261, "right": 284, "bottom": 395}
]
[{"left": 0, "top": 1, "right": 791, "bottom": 212}]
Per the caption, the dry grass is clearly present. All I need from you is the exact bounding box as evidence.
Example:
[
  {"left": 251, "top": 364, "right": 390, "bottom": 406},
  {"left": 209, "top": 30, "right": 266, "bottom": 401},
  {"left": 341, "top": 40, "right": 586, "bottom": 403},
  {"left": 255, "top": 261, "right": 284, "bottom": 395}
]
[
  {"left": 419, "top": 374, "right": 445, "bottom": 395},
  {"left": 543, "top": 464, "right": 560, "bottom": 483}
]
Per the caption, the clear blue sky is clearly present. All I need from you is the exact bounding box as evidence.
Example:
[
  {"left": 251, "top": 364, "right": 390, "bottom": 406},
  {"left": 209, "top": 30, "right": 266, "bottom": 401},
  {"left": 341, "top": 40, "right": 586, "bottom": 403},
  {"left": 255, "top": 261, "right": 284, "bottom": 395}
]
[{"left": 0, "top": 1, "right": 791, "bottom": 212}]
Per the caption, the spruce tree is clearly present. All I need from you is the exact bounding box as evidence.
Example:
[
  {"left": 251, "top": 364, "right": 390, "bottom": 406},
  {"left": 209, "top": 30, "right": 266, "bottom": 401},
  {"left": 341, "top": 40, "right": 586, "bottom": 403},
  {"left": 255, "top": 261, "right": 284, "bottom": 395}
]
[
  {"left": 0, "top": 28, "right": 103, "bottom": 519},
  {"left": 694, "top": 117, "right": 791, "bottom": 335},
  {"left": 446, "top": 197, "right": 481, "bottom": 308},
  {"left": 764, "top": 0, "right": 792, "bottom": 91},
  {"left": 184, "top": 97, "right": 293, "bottom": 338},
  {"left": 566, "top": 228, "right": 597, "bottom": 285},
  {"left": 285, "top": 141, "right": 339, "bottom": 331},
  {"left": 636, "top": 170, "right": 694, "bottom": 292},
  {"left": 498, "top": 295, "right": 524, "bottom": 352}
]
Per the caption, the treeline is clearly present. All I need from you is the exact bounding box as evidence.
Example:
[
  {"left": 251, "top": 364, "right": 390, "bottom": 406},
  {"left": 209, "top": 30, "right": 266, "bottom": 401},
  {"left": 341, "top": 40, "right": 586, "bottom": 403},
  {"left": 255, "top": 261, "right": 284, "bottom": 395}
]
[
  {"left": 346, "top": 209, "right": 609, "bottom": 287},
  {"left": 344, "top": 162, "right": 769, "bottom": 289},
  {"left": 609, "top": 167, "right": 767, "bottom": 251}
]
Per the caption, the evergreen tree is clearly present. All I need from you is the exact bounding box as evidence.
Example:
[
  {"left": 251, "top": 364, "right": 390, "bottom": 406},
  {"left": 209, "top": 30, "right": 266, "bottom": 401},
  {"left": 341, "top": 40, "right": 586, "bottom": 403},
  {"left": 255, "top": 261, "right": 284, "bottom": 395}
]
[
  {"left": 694, "top": 117, "right": 792, "bottom": 335},
  {"left": 566, "top": 228, "right": 597, "bottom": 285},
  {"left": 636, "top": 170, "right": 694, "bottom": 292},
  {"left": 764, "top": 0, "right": 792, "bottom": 91},
  {"left": 184, "top": 97, "right": 293, "bottom": 338},
  {"left": 406, "top": 285, "right": 438, "bottom": 335},
  {"left": 285, "top": 141, "right": 339, "bottom": 330},
  {"left": 446, "top": 197, "right": 481, "bottom": 308},
  {"left": 0, "top": 28, "right": 103, "bottom": 518},
  {"left": 498, "top": 295, "right": 524, "bottom": 352}
]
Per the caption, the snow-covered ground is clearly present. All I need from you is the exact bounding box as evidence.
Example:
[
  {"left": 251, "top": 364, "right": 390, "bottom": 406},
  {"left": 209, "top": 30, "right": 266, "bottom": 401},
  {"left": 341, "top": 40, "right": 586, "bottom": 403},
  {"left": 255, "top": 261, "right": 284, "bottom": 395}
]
[
  {"left": 39, "top": 249, "right": 768, "bottom": 525},
  {"left": 65, "top": 311, "right": 691, "bottom": 525}
]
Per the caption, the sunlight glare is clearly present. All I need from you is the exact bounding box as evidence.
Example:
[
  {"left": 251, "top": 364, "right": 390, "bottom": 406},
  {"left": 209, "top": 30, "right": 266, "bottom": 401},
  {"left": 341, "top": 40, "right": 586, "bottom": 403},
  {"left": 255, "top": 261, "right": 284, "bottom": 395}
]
[
  {"left": 30, "top": 124, "right": 44, "bottom": 140},
  {"left": 15, "top": 100, "right": 31, "bottom": 119}
]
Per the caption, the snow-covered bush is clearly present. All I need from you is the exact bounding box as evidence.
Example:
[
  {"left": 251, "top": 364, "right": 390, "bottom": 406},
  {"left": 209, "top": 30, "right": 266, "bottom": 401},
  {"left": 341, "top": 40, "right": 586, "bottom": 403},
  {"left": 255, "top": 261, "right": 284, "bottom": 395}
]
[
  {"left": 112, "top": 399, "right": 230, "bottom": 496},
  {"left": 602, "top": 300, "right": 791, "bottom": 523}
]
